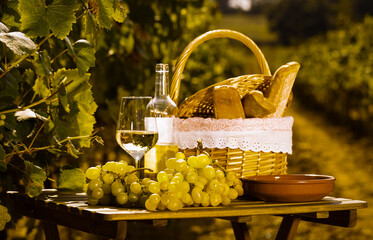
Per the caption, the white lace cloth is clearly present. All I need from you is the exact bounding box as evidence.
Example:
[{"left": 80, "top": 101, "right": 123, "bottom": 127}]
[{"left": 173, "top": 116, "right": 293, "bottom": 154}]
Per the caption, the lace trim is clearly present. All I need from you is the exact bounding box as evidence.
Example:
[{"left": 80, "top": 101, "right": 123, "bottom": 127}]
[{"left": 173, "top": 117, "right": 293, "bottom": 154}]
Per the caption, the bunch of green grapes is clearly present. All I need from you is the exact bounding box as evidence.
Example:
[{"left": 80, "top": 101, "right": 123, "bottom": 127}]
[
  {"left": 84, "top": 152, "right": 244, "bottom": 211},
  {"left": 0, "top": 202, "right": 11, "bottom": 231}
]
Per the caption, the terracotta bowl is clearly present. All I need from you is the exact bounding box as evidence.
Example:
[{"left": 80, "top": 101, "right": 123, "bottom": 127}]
[{"left": 242, "top": 174, "right": 335, "bottom": 202}]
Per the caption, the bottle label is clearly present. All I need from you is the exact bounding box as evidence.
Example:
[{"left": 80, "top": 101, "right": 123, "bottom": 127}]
[{"left": 145, "top": 117, "right": 175, "bottom": 145}]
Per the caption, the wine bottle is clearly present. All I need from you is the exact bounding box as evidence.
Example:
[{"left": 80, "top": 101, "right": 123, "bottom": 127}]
[{"left": 145, "top": 64, "right": 178, "bottom": 176}]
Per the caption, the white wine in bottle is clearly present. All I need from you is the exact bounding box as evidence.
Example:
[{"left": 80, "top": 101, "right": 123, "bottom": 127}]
[{"left": 145, "top": 64, "right": 178, "bottom": 176}]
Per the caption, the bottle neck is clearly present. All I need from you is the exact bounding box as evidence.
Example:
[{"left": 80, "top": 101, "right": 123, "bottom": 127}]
[{"left": 154, "top": 64, "right": 169, "bottom": 98}]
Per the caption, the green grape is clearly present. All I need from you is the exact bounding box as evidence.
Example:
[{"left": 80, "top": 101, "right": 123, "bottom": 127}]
[
  {"left": 139, "top": 194, "right": 148, "bottom": 208},
  {"left": 88, "top": 178, "right": 103, "bottom": 191},
  {"left": 157, "top": 202, "right": 167, "bottom": 210},
  {"left": 128, "top": 193, "right": 139, "bottom": 203},
  {"left": 111, "top": 181, "right": 125, "bottom": 196},
  {"left": 168, "top": 182, "right": 178, "bottom": 192},
  {"left": 202, "top": 166, "right": 215, "bottom": 180},
  {"left": 167, "top": 198, "right": 182, "bottom": 211},
  {"left": 145, "top": 199, "right": 158, "bottom": 211},
  {"left": 233, "top": 177, "right": 243, "bottom": 186},
  {"left": 171, "top": 175, "right": 182, "bottom": 185},
  {"left": 175, "top": 152, "right": 185, "bottom": 160},
  {"left": 187, "top": 156, "right": 197, "bottom": 168},
  {"left": 116, "top": 192, "right": 129, "bottom": 205},
  {"left": 208, "top": 179, "right": 219, "bottom": 191},
  {"left": 198, "top": 176, "right": 208, "bottom": 186},
  {"left": 148, "top": 182, "right": 160, "bottom": 194},
  {"left": 0, "top": 114, "right": 6, "bottom": 120},
  {"left": 142, "top": 178, "right": 152, "bottom": 188},
  {"left": 99, "top": 195, "right": 112, "bottom": 206},
  {"left": 127, "top": 165, "right": 136, "bottom": 172},
  {"left": 0, "top": 120, "right": 5, "bottom": 126},
  {"left": 88, "top": 197, "right": 99, "bottom": 206},
  {"left": 86, "top": 167, "right": 101, "bottom": 180},
  {"left": 195, "top": 154, "right": 210, "bottom": 168},
  {"left": 164, "top": 168, "right": 175, "bottom": 175},
  {"left": 157, "top": 171, "right": 168, "bottom": 182},
  {"left": 182, "top": 165, "right": 195, "bottom": 175},
  {"left": 191, "top": 187, "right": 202, "bottom": 203},
  {"left": 210, "top": 193, "right": 222, "bottom": 207},
  {"left": 221, "top": 195, "right": 231, "bottom": 206},
  {"left": 92, "top": 187, "right": 104, "bottom": 199},
  {"left": 148, "top": 193, "right": 161, "bottom": 205},
  {"left": 116, "top": 162, "right": 128, "bottom": 175},
  {"left": 186, "top": 171, "right": 198, "bottom": 183},
  {"left": 228, "top": 188, "right": 239, "bottom": 200},
  {"left": 226, "top": 171, "right": 237, "bottom": 182},
  {"left": 165, "top": 158, "right": 177, "bottom": 169},
  {"left": 102, "top": 172, "right": 115, "bottom": 184},
  {"left": 126, "top": 173, "right": 139, "bottom": 184},
  {"left": 222, "top": 183, "right": 230, "bottom": 195},
  {"left": 181, "top": 192, "right": 193, "bottom": 205},
  {"left": 174, "top": 172, "right": 184, "bottom": 180},
  {"left": 180, "top": 181, "right": 190, "bottom": 193},
  {"left": 160, "top": 180, "right": 169, "bottom": 191},
  {"left": 130, "top": 182, "right": 142, "bottom": 194},
  {"left": 216, "top": 183, "right": 225, "bottom": 194},
  {"left": 161, "top": 193, "right": 170, "bottom": 206},
  {"left": 234, "top": 185, "right": 244, "bottom": 196},
  {"left": 102, "top": 183, "right": 112, "bottom": 195},
  {"left": 102, "top": 161, "right": 116, "bottom": 172},
  {"left": 175, "top": 159, "right": 187, "bottom": 172},
  {"left": 215, "top": 170, "right": 225, "bottom": 179},
  {"left": 201, "top": 192, "right": 210, "bottom": 207}
]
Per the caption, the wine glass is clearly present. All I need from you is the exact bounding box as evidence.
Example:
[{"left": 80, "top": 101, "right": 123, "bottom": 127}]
[{"left": 116, "top": 97, "right": 158, "bottom": 175}]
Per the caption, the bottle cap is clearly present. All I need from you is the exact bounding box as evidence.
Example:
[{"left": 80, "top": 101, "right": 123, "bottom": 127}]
[{"left": 156, "top": 63, "right": 169, "bottom": 72}]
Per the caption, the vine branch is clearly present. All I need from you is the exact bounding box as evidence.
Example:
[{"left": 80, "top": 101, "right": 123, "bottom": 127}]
[{"left": 0, "top": 33, "right": 54, "bottom": 80}]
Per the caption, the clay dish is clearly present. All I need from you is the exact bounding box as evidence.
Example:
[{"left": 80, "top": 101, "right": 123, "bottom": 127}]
[{"left": 242, "top": 174, "right": 335, "bottom": 202}]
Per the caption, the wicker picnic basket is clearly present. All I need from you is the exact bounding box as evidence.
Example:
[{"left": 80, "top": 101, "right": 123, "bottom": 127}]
[{"left": 170, "top": 29, "right": 298, "bottom": 178}]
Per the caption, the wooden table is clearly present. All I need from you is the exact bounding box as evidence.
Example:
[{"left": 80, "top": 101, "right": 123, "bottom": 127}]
[{"left": 4, "top": 190, "right": 367, "bottom": 240}]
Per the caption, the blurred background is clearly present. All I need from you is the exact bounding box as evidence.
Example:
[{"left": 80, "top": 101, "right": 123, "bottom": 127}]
[{"left": 5, "top": 0, "right": 373, "bottom": 239}]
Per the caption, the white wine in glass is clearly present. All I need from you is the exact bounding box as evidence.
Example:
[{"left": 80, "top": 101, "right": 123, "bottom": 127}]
[{"left": 116, "top": 97, "right": 158, "bottom": 174}]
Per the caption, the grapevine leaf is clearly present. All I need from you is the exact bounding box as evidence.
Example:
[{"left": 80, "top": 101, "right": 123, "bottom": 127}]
[
  {"left": 58, "top": 81, "right": 70, "bottom": 113},
  {"left": 57, "top": 168, "right": 85, "bottom": 191},
  {"left": 33, "top": 50, "right": 52, "bottom": 76},
  {"left": 82, "top": 14, "right": 96, "bottom": 45},
  {"left": 0, "top": 22, "right": 9, "bottom": 33},
  {"left": 72, "top": 40, "right": 96, "bottom": 76},
  {"left": 89, "top": 0, "right": 115, "bottom": 29},
  {"left": 18, "top": 0, "right": 78, "bottom": 39},
  {"left": 32, "top": 76, "right": 50, "bottom": 99},
  {"left": 112, "top": 0, "right": 127, "bottom": 23},
  {"left": 0, "top": 69, "right": 19, "bottom": 103},
  {"left": 0, "top": 32, "right": 36, "bottom": 55},
  {"left": 0, "top": 1, "right": 21, "bottom": 30},
  {"left": 22, "top": 69, "right": 35, "bottom": 86},
  {"left": 24, "top": 160, "right": 47, "bottom": 197},
  {"left": 52, "top": 69, "right": 97, "bottom": 148}
]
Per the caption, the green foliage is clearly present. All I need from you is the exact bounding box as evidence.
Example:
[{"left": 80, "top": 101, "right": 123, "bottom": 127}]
[
  {"left": 57, "top": 168, "right": 85, "bottom": 191},
  {"left": 18, "top": 0, "right": 78, "bottom": 39},
  {"left": 24, "top": 160, "right": 47, "bottom": 197},
  {"left": 0, "top": 0, "right": 125, "bottom": 197},
  {"left": 273, "top": 16, "right": 373, "bottom": 134}
]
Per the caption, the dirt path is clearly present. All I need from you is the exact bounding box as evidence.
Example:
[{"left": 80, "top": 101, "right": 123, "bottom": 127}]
[{"left": 282, "top": 101, "right": 373, "bottom": 240}]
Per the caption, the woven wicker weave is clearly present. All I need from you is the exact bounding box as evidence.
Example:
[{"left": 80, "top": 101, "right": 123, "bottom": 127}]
[{"left": 170, "top": 29, "right": 289, "bottom": 178}]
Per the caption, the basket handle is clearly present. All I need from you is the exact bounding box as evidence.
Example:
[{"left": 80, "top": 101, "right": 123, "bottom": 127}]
[{"left": 170, "top": 29, "right": 271, "bottom": 104}]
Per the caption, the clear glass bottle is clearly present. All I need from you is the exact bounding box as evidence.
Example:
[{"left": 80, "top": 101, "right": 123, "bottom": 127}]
[{"left": 145, "top": 63, "right": 178, "bottom": 175}]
